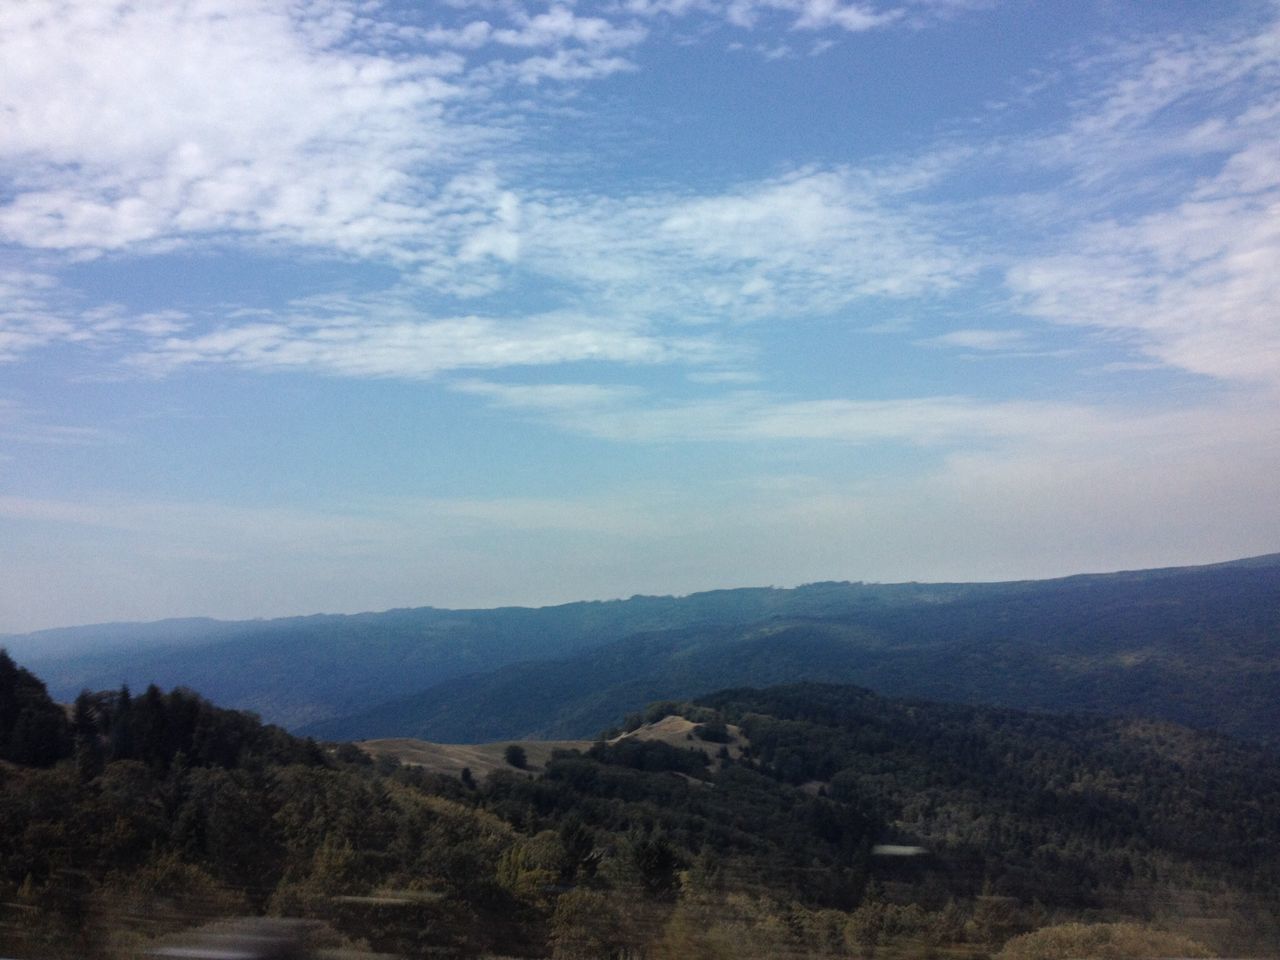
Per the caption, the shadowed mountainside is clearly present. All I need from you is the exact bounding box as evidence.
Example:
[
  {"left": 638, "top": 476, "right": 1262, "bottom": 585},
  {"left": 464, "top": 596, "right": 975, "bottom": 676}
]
[
  {"left": 302, "top": 556, "right": 1280, "bottom": 745},
  {"left": 7, "top": 579, "right": 1032, "bottom": 728}
]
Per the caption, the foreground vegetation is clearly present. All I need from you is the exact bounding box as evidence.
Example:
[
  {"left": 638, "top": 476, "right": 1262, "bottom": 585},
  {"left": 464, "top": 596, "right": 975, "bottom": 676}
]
[{"left": 3, "top": 649, "right": 1277, "bottom": 958}]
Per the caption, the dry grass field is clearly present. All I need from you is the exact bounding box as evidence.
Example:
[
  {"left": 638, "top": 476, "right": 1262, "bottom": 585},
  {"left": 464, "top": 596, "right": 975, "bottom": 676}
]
[{"left": 358, "top": 713, "right": 747, "bottom": 778}]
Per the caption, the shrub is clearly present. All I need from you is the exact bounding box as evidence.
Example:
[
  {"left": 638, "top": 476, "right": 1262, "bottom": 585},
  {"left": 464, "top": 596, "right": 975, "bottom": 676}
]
[
  {"left": 693, "top": 721, "right": 731, "bottom": 743},
  {"left": 504, "top": 744, "right": 528, "bottom": 769},
  {"left": 995, "top": 921, "right": 1211, "bottom": 960}
]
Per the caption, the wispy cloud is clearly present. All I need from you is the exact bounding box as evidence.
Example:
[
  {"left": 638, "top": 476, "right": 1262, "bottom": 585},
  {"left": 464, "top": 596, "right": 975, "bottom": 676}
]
[
  {"left": 452, "top": 379, "right": 1117, "bottom": 447},
  {"left": 127, "top": 293, "right": 724, "bottom": 379},
  {"left": 0, "top": 398, "right": 119, "bottom": 448},
  {"left": 1005, "top": 32, "right": 1280, "bottom": 385},
  {"left": 511, "top": 165, "right": 975, "bottom": 329},
  {"left": 0, "top": 267, "right": 189, "bottom": 362},
  {"left": 1033, "top": 16, "right": 1280, "bottom": 188},
  {"left": 0, "top": 0, "right": 498, "bottom": 263},
  {"left": 620, "top": 0, "right": 965, "bottom": 35},
  {"left": 979, "top": 12, "right": 1280, "bottom": 386},
  {"left": 0, "top": 0, "right": 951, "bottom": 263},
  {"left": 916, "top": 328, "right": 1031, "bottom": 352}
]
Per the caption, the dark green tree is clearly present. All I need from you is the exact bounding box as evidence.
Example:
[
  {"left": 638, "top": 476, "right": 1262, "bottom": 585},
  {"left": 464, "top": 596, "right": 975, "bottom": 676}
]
[
  {"left": 504, "top": 744, "right": 528, "bottom": 769},
  {"left": 0, "top": 649, "right": 72, "bottom": 767}
]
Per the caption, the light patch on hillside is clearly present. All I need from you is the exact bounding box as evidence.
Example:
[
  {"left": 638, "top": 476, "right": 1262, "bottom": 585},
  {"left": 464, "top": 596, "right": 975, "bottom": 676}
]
[
  {"left": 358, "top": 713, "right": 749, "bottom": 778},
  {"left": 620, "top": 714, "right": 749, "bottom": 768},
  {"left": 357, "top": 737, "right": 593, "bottom": 779}
]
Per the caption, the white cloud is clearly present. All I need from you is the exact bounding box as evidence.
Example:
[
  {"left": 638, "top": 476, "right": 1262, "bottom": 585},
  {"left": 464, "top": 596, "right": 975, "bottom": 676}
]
[
  {"left": 918, "top": 328, "right": 1031, "bottom": 351},
  {"left": 454, "top": 379, "right": 1115, "bottom": 447},
  {"left": 0, "top": 0, "right": 481, "bottom": 259},
  {"left": 620, "top": 0, "right": 954, "bottom": 35},
  {"left": 0, "top": 0, "right": 971, "bottom": 319},
  {"left": 489, "top": 5, "right": 648, "bottom": 50},
  {"left": 1007, "top": 147, "right": 1280, "bottom": 383},
  {"left": 988, "top": 12, "right": 1280, "bottom": 387},
  {"left": 127, "top": 294, "right": 723, "bottom": 378},
  {"left": 515, "top": 165, "right": 974, "bottom": 327},
  {"left": 0, "top": 269, "right": 69, "bottom": 361},
  {"left": 789, "top": 0, "right": 899, "bottom": 32},
  {"left": 0, "top": 267, "right": 191, "bottom": 362},
  {"left": 1035, "top": 17, "right": 1280, "bottom": 187},
  {"left": 4, "top": 0, "right": 1278, "bottom": 397}
]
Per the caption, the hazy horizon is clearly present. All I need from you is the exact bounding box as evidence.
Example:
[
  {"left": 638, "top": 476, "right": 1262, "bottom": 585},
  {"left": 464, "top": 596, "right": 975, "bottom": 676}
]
[
  {"left": 5, "top": 547, "right": 1276, "bottom": 636},
  {"left": 4, "top": 1, "right": 1279, "bottom": 633}
]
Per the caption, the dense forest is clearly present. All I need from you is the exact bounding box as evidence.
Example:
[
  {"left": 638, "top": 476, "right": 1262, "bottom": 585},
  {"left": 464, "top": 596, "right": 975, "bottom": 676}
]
[{"left": 3, "top": 649, "right": 1278, "bottom": 959}]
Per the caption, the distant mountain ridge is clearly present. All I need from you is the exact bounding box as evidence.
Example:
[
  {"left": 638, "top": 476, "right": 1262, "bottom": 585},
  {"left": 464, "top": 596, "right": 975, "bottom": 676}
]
[
  {"left": 13, "top": 579, "right": 986, "bottom": 728},
  {"left": 301, "top": 554, "right": 1280, "bottom": 745},
  {"left": 8, "top": 553, "right": 1280, "bottom": 743}
]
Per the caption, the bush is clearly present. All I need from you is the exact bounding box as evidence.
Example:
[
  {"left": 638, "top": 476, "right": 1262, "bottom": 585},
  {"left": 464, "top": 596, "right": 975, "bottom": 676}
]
[
  {"left": 996, "top": 921, "right": 1211, "bottom": 960},
  {"left": 504, "top": 744, "right": 528, "bottom": 769},
  {"left": 693, "top": 721, "right": 731, "bottom": 743}
]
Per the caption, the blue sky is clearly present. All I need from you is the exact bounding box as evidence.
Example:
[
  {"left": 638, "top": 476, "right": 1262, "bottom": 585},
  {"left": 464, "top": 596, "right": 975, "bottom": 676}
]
[{"left": 2, "top": 0, "right": 1279, "bottom": 631}]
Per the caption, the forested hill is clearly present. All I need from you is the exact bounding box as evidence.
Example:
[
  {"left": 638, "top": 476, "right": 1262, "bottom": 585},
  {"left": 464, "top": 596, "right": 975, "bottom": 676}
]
[
  {"left": 304, "top": 555, "right": 1280, "bottom": 745},
  {"left": 11, "top": 553, "right": 1280, "bottom": 742},
  {"left": 9, "top": 579, "right": 983, "bottom": 729},
  {"left": 2, "top": 652, "right": 1278, "bottom": 958}
]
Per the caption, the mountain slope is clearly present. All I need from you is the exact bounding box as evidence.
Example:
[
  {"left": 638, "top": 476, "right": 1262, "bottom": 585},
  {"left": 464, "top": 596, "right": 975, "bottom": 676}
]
[
  {"left": 304, "top": 557, "right": 1280, "bottom": 744},
  {"left": 10, "top": 554, "right": 1280, "bottom": 740},
  {"left": 12, "top": 580, "right": 971, "bottom": 728}
]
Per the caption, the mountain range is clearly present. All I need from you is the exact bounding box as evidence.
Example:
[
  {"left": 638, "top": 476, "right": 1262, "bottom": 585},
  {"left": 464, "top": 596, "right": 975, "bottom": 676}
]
[{"left": 6, "top": 553, "right": 1279, "bottom": 746}]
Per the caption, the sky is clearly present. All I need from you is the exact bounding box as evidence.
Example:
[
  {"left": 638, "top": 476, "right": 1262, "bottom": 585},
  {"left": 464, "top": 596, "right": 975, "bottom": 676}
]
[{"left": 2, "top": 0, "right": 1279, "bottom": 632}]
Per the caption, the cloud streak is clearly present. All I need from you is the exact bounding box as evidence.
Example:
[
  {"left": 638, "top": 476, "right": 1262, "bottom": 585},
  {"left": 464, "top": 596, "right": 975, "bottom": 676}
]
[
  {"left": 125, "top": 292, "right": 725, "bottom": 378},
  {"left": 453, "top": 379, "right": 1121, "bottom": 447}
]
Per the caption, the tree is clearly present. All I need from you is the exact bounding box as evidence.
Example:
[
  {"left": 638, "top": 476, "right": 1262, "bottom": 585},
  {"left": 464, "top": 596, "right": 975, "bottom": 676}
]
[
  {"left": 504, "top": 744, "right": 527, "bottom": 769},
  {"left": 0, "top": 650, "right": 72, "bottom": 766},
  {"left": 74, "top": 690, "right": 106, "bottom": 782}
]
